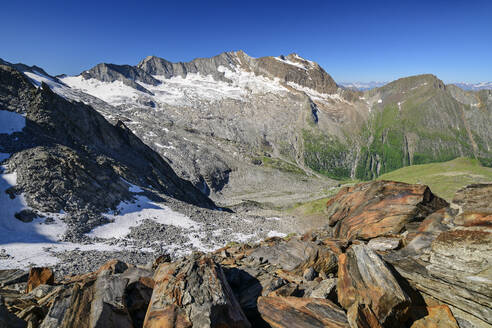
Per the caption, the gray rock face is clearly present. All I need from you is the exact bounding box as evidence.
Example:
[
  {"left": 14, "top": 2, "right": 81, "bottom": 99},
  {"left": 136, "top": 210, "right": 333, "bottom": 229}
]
[
  {"left": 81, "top": 63, "right": 160, "bottom": 93},
  {"left": 0, "top": 270, "right": 28, "bottom": 287},
  {"left": 137, "top": 51, "right": 239, "bottom": 82}
]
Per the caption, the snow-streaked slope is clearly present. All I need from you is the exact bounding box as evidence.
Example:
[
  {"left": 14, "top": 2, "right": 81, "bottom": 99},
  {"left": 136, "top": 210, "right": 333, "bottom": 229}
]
[
  {"left": 60, "top": 76, "right": 141, "bottom": 106},
  {"left": 0, "top": 110, "right": 25, "bottom": 134}
]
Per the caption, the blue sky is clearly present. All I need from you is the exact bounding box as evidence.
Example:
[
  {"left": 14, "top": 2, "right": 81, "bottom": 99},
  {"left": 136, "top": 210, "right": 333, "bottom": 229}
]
[{"left": 1, "top": 0, "right": 491, "bottom": 83}]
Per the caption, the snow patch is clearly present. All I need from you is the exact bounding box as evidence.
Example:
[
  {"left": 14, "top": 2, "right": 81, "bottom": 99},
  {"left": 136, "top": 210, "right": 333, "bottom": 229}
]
[
  {"left": 0, "top": 110, "right": 25, "bottom": 135},
  {"left": 287, "top": 82, "right": 348, "bottom": 104},
  {"left": 0, "top": 153, "right": 11, "bottom": 162},
  {"left": 88, "top": 195, "right": 198, "bottom": 239},
  {"left": 274, "top": 56, "right": 308, "bottom": 70},
  {"left": 267, "top": 231, "right": 287, "bottom": 238}
]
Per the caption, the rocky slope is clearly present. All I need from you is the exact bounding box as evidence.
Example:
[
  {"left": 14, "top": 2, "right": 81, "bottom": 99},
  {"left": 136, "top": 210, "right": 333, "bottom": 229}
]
[
  {"left": 0, "top": 64, "right": 296, "bottom": 271},
  {"left": 1, "top": 180, "right": 489, "bottom": 328},
  {"left": 12, "top": 52, "right": 489, "bottom": 204},
  {"left": 0, "top": 63, "right": 213, "bottom": 227}
]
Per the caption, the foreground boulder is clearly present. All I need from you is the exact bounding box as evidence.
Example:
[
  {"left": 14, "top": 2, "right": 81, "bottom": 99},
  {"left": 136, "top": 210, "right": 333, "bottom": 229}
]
[
  {"left": 40, "top": 261, "right": 152, "bottom": 328},
  {"left": 258, "top": 296, "right": 349, "bottom": 328},
  {"left": 144, "top": 252, "right": 251, "bottom": 328},
  {"left": 249, "top": 237, "right": 338, "bottom": 275},
  {"left": 386, "top": 183, "right": 492, "bottom": 327},
  {"left": 337, "top": 244, "right": 410, "bottom": 327},
  {"left": 326, "top": 180, "right": 448, "bottom": 240}
]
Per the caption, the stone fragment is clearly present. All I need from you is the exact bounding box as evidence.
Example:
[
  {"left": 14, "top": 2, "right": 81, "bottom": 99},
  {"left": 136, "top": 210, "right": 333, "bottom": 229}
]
[
  {"left": 303, "top": 267, "right": 317, "bottom": 281},
  {"left": 367, "top": 237, "right": 401, "bottom": 252},
  {"left": 0, "top": 269, "right": 28, "bottom": 287},
  {"left": 249, "top": 238, "right": 338, "bottom": 275},
  {"left": 257, "top": 296, "right": 349, "bottom": 328},
  {"left": 337, "top": 244, "right": 410, "bottom": 327},
  {"left": 410, "top": 305, "right": 459, "bottom": 328},
  {"left": 306, "top": 278, "right": 337, "bottom": 300},
  {"left": 26, "top": 267, "right": 54, "bottom": 293},
  {"left": 144, "top": 253, "right": 251, "bottom": 328}
]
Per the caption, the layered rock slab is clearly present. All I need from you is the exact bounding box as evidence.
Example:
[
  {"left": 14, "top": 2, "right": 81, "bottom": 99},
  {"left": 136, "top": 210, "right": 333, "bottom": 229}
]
[
  {"left": 337, "top": 244, "right": 411, "bottom": 327},
  {"left": 40, "top": 262, "right": 152, "bottom": 328},
  {"left": 386, "top": 183, "right": 492, "bottom": 327},
  {"left": 257, "top": 296, "right": 349, "bottom": 328},
  {"left": 144, "top": 253, "right": 251, "bottom": 328},
  {"left": 249, "top": 237, "right": 338, "bottom": 275},
  {"left": 326, "top": 180, "right": 448, "bottom": 240}
]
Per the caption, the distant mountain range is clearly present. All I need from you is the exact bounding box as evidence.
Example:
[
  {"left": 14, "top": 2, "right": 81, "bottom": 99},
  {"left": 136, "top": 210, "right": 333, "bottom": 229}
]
[
  {"left": 2, "top": 52, "right": 492, "bottom": 200},
  {"left": 339, "top": 81, "right": 387, "bottom": 90},
  {"left": 452, "top": 82, "right": 492, "bottom": 91},
  {"left": 341, "top": 81, "right": 492, "bottom": 91}
]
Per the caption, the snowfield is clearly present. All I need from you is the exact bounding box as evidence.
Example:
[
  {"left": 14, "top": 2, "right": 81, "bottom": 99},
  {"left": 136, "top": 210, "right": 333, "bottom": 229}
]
[
  {"left": 88, "top": 195, "right": 199, "bottom": 239},
  {"left": 60, "top": 65, "right": 290, "bottom": 109}
]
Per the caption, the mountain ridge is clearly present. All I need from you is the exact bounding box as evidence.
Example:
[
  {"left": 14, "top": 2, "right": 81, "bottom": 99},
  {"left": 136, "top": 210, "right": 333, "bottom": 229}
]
[{"left": 3, "top": 53, "right": 491, "bottom": 202}]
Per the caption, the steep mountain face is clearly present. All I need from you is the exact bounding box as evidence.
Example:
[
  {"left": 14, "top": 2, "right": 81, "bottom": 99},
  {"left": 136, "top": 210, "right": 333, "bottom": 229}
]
[
  {"left": 0, "top": 64, "right": 214, "bottom": 236},
  {"left": 355, "top": 75, "right": 492, "bottom": 179},
  {"left": 51, "top": 51, "right": 358, "bottom": 204},
  {"left": 14, "top": 52, "right": 492, "bottom": 204}
]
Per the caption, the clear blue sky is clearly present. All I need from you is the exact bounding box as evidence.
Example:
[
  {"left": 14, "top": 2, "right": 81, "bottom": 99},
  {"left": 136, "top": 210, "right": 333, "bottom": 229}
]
[{"left": 1, "top": 0, "right": 491, "bottom": 83}]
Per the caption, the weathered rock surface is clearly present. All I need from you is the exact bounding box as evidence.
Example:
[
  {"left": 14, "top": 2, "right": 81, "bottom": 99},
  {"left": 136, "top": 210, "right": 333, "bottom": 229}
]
[
  {"left": 0, "top": 269, "right": 28, "bottom": 287},
  {"left": 257, "top": 296, "right": 349, "bottom": 328},
  {"left": 25, "top": 267, "right": 54, "bottom": 294},
  {"left": 38, "top": 261, "right": 152, "bottom": 328},
  {"left": 367, "top": 237, "right": 401, "bottom": 252},
  {"left": 385, "top": 183, "right": 492, "bottom": 327},
  {"left": 144, "top": 253, "right": 251, "bottom": 328},
  {"left": 326, "top": 180, "right": 448, "bottom": 240},
  {"left": 249, "top": 237, "right": 338, "bottom": 275},
  {"left": 409, "top": 305, "right": 459, "bottom": 328},
  {"left": 337, "top": 244, "right": 411, "bottom": 327}
]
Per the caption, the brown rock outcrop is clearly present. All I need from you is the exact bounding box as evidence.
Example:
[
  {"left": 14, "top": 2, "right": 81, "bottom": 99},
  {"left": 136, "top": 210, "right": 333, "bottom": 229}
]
[
  {"left": 144, "top": 253, "right": 251, "bottom": 328},
  {"left": 326, "top": 180, "right": 448, "bottom": 240},
  {"left": 386, "top": 183, "right": 492, "bottom": 327},
  {"left": 26, "top": 267, "right": 54, "bottom": 293},
  {"left": 39, "top": 261, "right": 152, "bottom": 328},
  {"left": 249, "top": 237, "right": 338, "bottom": 275},
  {"left": 337, "top": 244, "right": 410, "bottom": 327},
  {"left": 257, "top": 296, "right": 349, "bottom": 328},
  {"left": 409, "top": 305, "right": 459, "bottom": 328}
]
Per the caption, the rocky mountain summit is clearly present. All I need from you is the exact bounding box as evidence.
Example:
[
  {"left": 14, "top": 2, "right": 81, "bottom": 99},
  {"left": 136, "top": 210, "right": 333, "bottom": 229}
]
[{"left": 1, "top": 180, "right": 490, "bottom": 328}]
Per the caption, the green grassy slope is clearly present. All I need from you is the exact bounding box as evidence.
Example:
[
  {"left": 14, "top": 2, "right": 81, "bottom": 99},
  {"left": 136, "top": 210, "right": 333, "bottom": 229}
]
[{"left": 377, "top": 157, "right": 492, "bottom": 201}]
